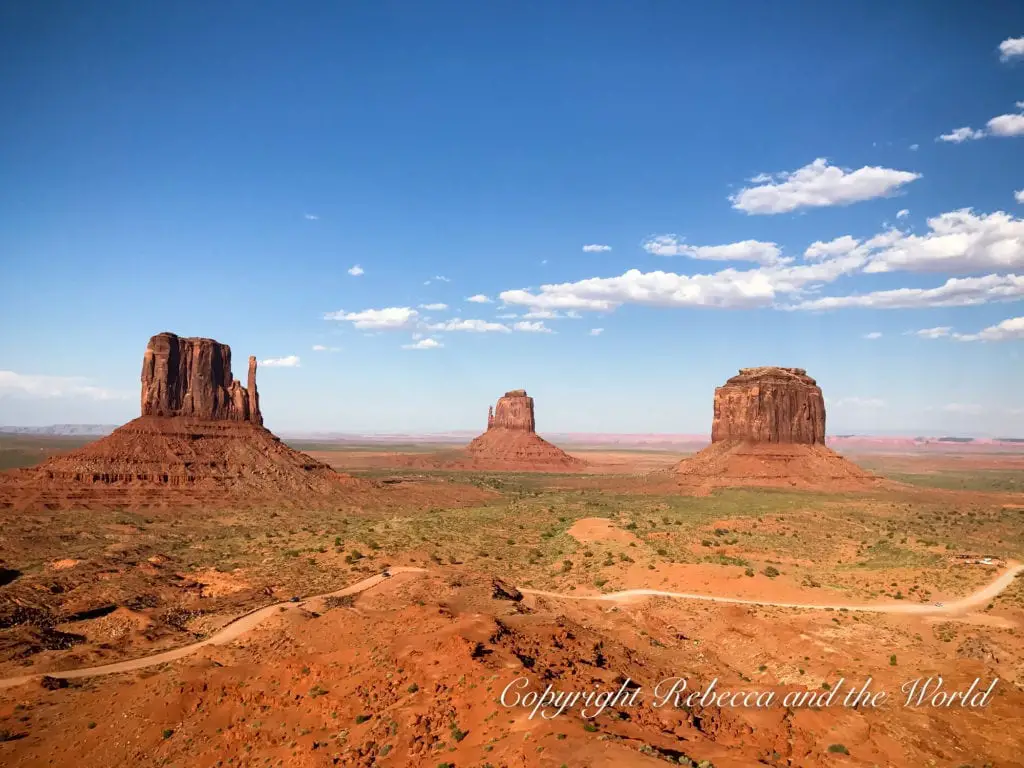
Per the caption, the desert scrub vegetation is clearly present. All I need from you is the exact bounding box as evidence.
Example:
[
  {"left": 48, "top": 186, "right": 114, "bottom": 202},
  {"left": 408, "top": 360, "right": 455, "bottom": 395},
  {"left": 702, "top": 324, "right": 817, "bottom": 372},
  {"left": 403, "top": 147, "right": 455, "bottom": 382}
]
[{"left": 882, "top": 470, "right": 1023, "bottom": 493}]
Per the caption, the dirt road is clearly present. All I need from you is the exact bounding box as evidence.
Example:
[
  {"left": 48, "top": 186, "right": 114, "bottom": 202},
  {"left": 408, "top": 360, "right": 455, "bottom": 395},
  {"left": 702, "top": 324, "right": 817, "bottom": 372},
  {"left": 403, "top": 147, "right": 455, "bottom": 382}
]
[
  {"left": 523, "top": 563, "right": 1024, "bottom": 614},
  {"left": 0, "top": 567, "right": 426, "bottom": 691},
  {"left": 1, "top": 563, "right": 1019, "bottom": 690}
]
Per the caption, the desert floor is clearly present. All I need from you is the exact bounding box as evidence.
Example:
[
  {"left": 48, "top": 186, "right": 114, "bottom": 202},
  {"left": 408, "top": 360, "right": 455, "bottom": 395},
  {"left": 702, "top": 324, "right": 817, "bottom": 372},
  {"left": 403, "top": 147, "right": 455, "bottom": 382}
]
[{"left": 1, "top": 437, "right": 1022, "bottom": 767}]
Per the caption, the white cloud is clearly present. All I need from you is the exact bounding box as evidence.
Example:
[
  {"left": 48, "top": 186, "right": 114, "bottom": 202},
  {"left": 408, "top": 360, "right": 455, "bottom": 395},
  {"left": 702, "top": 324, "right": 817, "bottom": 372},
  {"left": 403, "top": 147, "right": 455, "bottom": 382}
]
[
  {"left": 909, "top": 143, "right": 919, "bottom": 151},
  {"left": 987, "top": 112, "right": 1024, "bottom": 138},
  {"left": 513, "top": 320, "right": 553, "bottom": 333},
  {"left": 311, "top": 344, "right": 339, "bottom": 352},
  {"left": 427, "top": 318, "right": 510, "bottom": 333},
  {"left": 501, "top": 270, "right": 773, "bottom": 311},
  {"left": 937, "top": 126, "right": 985, "bottom": 143},
  {"left": 792, "top": 274, "right": 1024, "bottom": 310},
  {"left": 803, "top": 235, "right": 861, "bottom": 261},
  {"left": 952, "top": 316, "right": 1024, "bottom": 342},
  {"left": 1016, "top": 189, "right": 1024, "bottom": 203},
  {"left": 501, "top": 245, "right": 870, "bottom": 313},
  {"left": 937, "top": 109, "right": 1024, "bottom": 144},
  {"left": 729, "top": 158, "right": 920, "bottom": 214},
  {"left": 642, "top": 234, "right": 786, "bottom": 265},
  {"left": 829, "top": 396, "right": 886, "bottom": 409},
  {"left": 499, "top": 287, "right": 617, "bottom": 311},
  {"left": 466, "top": 294, "right": 492, "bottom": 304},
  {"left": 501, "top": 205, "right": 1024, "bottom": 315},
  {"left": 911, "top": 326, "right": 952, "bottom": 339},
  {"left": 423, "top": 275, "right": 451, "bottom": 285},
  {"left": 862, "top": 209, "right": 1024, "bottom": 273},
  {"left": 589, "top": 328, "right": 604, "bottom": 336},
  {"left": 582, "top": 244, "right": 612, "bottom": 252},
  {"left": 261, "top": 355, "right": 301, "bottom": 367},
  {"left": 495, "top": 313, "right": 518, "bottom": 319},
  {"left": 0, "top": 371, "right": 130, "bottom": 400},
  {"left": 402, "top": 338, "right": 442, "bottom": 350},
  {"left": 940, "top": 403, "right": 984, "bottom": 415},
  {"left": 863, "top": 331, "right": 882, "bottom": 339},
  {"left": 999, "top": 36, "right": 1024, "bottom": 62},
  {"left": 896, "top": 209, "right": 909, "bottom": 219},
  {"left": 347, "top": 265, "right": 365, "bottom": 276},
  {"left": 522, "top": 309, "right": 563, "bottom": 319},
  {"left": 304, "top": 213, "right": 319, "bottom": 220},
  {"left": 419, "top": 303, "right": 448, "bottom": 311},
  {"left": 324, "top": 307, "right": 419, "bottom": 330}
]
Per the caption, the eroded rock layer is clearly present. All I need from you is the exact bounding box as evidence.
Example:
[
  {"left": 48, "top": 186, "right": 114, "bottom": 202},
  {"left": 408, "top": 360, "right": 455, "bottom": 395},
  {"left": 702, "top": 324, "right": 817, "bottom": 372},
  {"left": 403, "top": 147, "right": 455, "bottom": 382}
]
[
  {"left": 141, "top": 332, "right": 262, "bottom": 424},
  {"left": 674, "top": 440, "right": 877, "bottom": 492},
  {"left": 712, "top": 367, "right": 825, "bottom": 445},
  {"left": 490, "top": 390, "right": 536, "bottom": 432},
  {"left": 1, "top": 332, "right": 359, "bottom": 508},
  {"left": 676, "top": 366, "right": 876, "bottom": 490},
  {"left": 465, "top": 390, "right": 583, "bottom": 470},
  {"left": 14, "top": 417, "right": 345, "bottom": 494}
]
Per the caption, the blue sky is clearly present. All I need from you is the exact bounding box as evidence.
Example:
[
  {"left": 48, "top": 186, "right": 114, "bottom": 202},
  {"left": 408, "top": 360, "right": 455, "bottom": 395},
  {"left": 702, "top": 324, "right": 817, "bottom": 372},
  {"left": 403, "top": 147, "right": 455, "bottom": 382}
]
[{"left": 1, "top": 2, "right": 1022, "bottom": 435}]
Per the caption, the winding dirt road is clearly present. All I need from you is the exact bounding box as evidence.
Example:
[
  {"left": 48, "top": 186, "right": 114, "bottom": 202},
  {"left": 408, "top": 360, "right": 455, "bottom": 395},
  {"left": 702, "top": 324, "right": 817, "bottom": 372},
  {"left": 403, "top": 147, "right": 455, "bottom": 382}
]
[
  {"left": 1, "top": 563, "right": 1019, "bottom": 691},
  {"left": 0, "top": 567, "right": 427, "bottom": 691},
  {"left": 523, "top": 563, "right": 1024, "bottom": 614}
]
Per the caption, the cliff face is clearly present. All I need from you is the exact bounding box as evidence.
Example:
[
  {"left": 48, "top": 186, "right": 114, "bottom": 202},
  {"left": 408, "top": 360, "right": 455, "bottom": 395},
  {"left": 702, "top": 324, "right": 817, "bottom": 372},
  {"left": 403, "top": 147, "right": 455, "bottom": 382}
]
[
  {"left": 674, "top": 366, "right": 875, "bottom": 489},
  {"left": 0, "top": 331, "right": 362, "bottom": 506},
  {"left": 710, "top": 367, "right": 825, "bottom": 445},
  {"left": 488, "top": 390, "right": 536, "bottom": 433},
  {"left": 467, "top": 389, "right": 583, "bottom": 468},
  {"left": 140, "top": 332, "right": 262, "bottom": 424}
]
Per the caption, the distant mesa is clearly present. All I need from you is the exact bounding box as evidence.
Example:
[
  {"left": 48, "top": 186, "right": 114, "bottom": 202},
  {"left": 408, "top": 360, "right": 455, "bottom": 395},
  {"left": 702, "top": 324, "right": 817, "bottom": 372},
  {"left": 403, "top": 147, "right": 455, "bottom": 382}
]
[
  {"left": 0, "top": 332, "right": 358, "bottom": 508},
  {"left": 465, "top": 390, "right": 584, "bottom": 470},
  {"left": 675, "top": 366, "right": 877, "bottom": 490}
]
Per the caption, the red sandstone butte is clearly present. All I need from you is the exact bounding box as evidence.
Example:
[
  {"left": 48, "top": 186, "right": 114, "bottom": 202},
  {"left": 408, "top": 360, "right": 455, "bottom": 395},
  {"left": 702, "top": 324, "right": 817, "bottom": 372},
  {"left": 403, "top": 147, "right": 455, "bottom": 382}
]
[
  {"left": 141, "top": 332, "right": 262, "bottom": 424},
  {"left": 0, "top": 332, "right": 356, "bottom": 508},
  {"left": 466, "top": 390, "right": 583, "bottom": 469},
  {"left": 711, "top": 367, "right": 825, "bottom": 445},
  {"left": 675, "top": 366, "right": 875, "bottom": 490}
]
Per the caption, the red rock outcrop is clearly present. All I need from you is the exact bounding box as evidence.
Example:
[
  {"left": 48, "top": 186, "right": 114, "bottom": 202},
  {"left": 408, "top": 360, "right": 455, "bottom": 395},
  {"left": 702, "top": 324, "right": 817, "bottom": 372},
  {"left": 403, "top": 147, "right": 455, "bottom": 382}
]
[
  {"left": 489, "top": 390, "right": 536, "bottom": 432},
  {"left": 0, "top": 332, "right": 358, "bottom": 508},
  {"left": 675, "top": 367, "right": 876, "bottom": 491},
  {"left": 465, "top": 390, "right": 583, "bottom": 470},
  {"left": 141, "top": 332, "right": 262, "bottom": 424},
  {"left": 711, "top": 367, "right": 824, "bottom": 444}
]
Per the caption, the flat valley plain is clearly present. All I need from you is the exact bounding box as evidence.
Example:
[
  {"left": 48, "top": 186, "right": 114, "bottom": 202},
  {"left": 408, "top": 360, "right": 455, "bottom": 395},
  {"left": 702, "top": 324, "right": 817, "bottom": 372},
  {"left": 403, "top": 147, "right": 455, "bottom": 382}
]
[{"left": 1, "top": 435, "right": 1023, "bottom": 767}]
